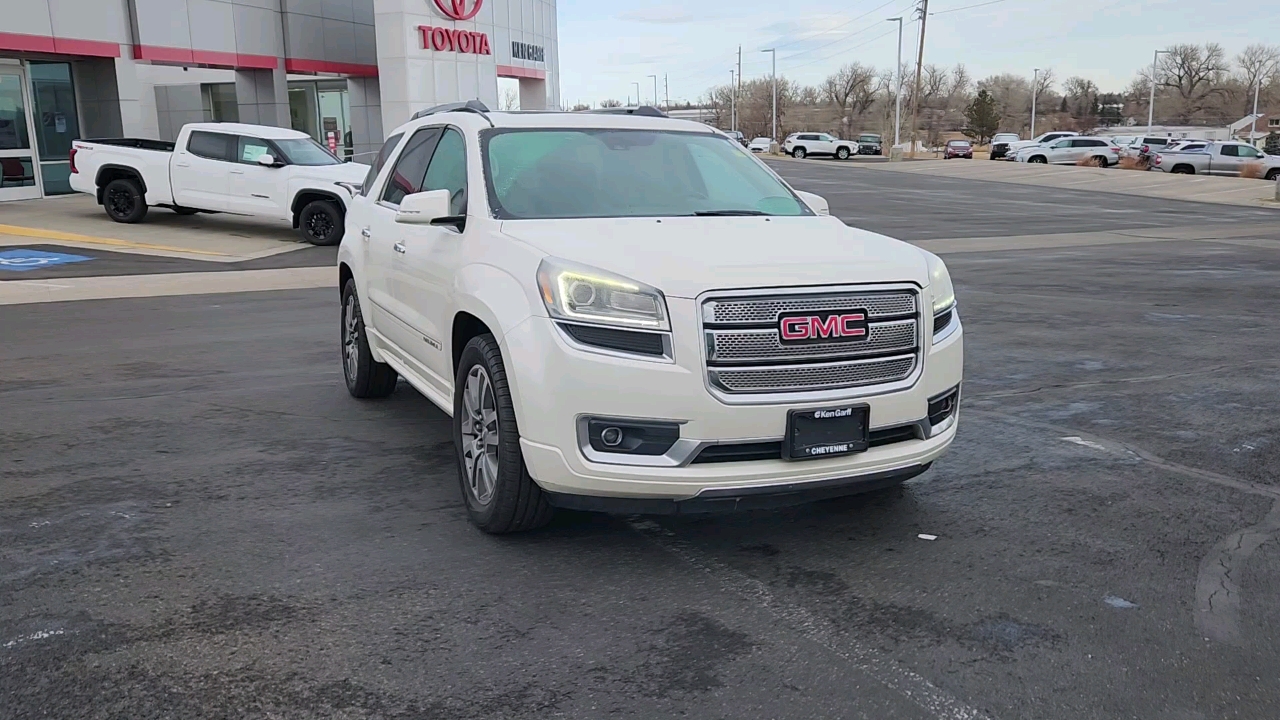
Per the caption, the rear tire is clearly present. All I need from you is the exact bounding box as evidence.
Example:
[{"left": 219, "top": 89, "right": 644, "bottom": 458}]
[
  {"left": 835, "top": 146, "right": 850, "bottom": 160},
  {"left": 792, "top": 147, "right": 807, "bottom": 159},
  {"left": 1171, "top": 165, "right": 1194, "bottom": 175},
  {"left": 454, "top": 334, "right": 554, "bottom": 534},
  {"left": 1092, "top": 156, "right": 1108, "bottom": 167},
  {"left": 299, "top": 200, "right": 344, "bottom": 246},
  {"left": 1028, "top": 156, "right": 1047, "bottom": 164},
  {"left": 341, "top": 279, "right": 398, "bottom": 399},
  {"left": 103, "top": 178, "right": 148, "bottom": 223}
]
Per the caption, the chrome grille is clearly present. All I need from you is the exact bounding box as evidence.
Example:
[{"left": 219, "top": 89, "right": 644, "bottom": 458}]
[
  {"left": 709, "top": 319, "right": 917, "bottom": 362},
  {"left": 710, "top": 356, "right": 917, "bottom": 393},
  {"left": 701, "top": 288, "right": 922, "bottom": 395},
  {"left": 704, "top": 291, "right": 916, "bottom": 325}
]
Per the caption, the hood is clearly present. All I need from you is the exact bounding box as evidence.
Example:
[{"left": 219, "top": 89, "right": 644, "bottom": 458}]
[
  {"left": 297, "top": 162, "right": 370, "bottom": 183},
  {"left": 499, "top": 216, "right": 929, "bottom": 298}
]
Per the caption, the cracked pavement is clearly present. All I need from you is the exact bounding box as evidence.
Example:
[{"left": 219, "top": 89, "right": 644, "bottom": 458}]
[{"left": 3, "top": 166, "right": 1280, "bottom": 718}]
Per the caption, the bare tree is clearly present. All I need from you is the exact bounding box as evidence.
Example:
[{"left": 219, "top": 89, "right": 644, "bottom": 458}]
[
  {"left": 1157, "top": 43, "right": 1230, "bottom": 121},
  {"left": 822, "top": 63, "right": 877, "bottom": 117},
  {"left": 500, "top": 88, "right": 519, "bottom": 111},
  {"left": 1063, "top": 76, "right": 1099, "bottom": 119},
  {"left": 599, "top": 98, "right": 623, "bottom": 108},
  {"left": 570, "top": 103, "right": 591, "bottom": 111},
  {"left": 1234, "top": 43, "right": 1280, "bottom": 114},
  {"left": 948, "top": 64, "right": 972, "bottom": 101}
]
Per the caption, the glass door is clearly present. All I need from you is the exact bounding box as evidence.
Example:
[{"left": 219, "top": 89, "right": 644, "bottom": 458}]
[{"left": 0, "top": 65, "right": 42, "bottom": 201}]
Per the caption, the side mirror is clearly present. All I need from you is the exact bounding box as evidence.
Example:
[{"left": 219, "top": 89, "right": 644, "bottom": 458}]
[
  {"left": 396, "top": 189, "right": 452, "bottom": 225},
  {"left": 257, "top": 154, "right": 278, "bottom": 167},
  {"left": 795, "top": 190, "right": 829, "bottom": 216}
]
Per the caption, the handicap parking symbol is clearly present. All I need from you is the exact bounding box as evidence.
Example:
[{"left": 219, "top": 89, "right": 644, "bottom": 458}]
[{"left": 0, "top": 249, "right": 94, "bottom": 272}]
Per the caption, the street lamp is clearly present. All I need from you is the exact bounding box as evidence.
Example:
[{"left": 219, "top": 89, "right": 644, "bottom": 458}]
[
  {"left": 730, "top": 69, "right": 737, "bottom": 132},
  {"left": 1030, "top": 68, "right": 1040, "bottom": 138},
  {"left": 632, "top": 82, "right": 640, "bottom": 107},
  {"left": 762, "top": 48, "right": 777, "bottom": 142},
  {"left": 887, "top": 17, "right": 903, "bottom": 149},
  {"left": 1147, "top": 49, "right": 1170, "bottom": 133},
  {"left": 647, "top": 74, "right": 658, "bottom": 106}
]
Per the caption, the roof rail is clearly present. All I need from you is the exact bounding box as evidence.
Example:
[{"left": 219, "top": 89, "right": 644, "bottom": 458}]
[
  {"left": 411, "top": 100, "right": 493, "bottom": 125},
  {"left": 589, "top": 106, "right": 669, "bottom": 118}
]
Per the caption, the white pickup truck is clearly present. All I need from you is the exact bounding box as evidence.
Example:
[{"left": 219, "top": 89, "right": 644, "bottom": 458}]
[
  {"left": 69, "top": 123, "right": 370, "bottom": 245},
  {"left": 338, "top": 102, "right": 963, "bottom": 533}
]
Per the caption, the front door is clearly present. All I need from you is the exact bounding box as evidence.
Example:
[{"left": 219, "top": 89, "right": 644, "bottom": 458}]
[
  {"left": 0, "top": 66, "right": 42, "bottom": 201},
  {"left": 227, "top": 135, "right": 289, "bottom": 218}
]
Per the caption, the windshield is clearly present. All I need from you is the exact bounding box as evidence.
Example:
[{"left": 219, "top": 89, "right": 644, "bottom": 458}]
[
  {"left": 482, "top": 129, "right": 810, "bottom": 220},
  {"left": 273, "top": 138, "right": 341, "bottom": 166},
  {"left": 858, "top": 135, "right": 880, "bottom": 143}
]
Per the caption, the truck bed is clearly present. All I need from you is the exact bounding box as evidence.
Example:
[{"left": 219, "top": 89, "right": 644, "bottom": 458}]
[{"left": 83, "top": 138, "right": 176, "bottom": 152}]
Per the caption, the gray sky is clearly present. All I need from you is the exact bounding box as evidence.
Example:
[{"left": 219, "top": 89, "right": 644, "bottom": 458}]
[{"left": 556, "top": 0, "right": 1279, "bottom": 106}]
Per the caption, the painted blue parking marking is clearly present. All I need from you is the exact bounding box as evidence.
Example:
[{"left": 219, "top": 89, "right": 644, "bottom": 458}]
[{"left": 0, "top": 249, "right": 94, "bottom": 272}]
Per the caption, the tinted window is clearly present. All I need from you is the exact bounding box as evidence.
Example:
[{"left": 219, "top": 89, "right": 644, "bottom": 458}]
[
  {"left": 1075, "top": 139, "right": 1107, "bottom": 147},
  {"left": 361, "top": 132, "right": 403, "bottom": 197},
  {"left": 422, "top": 128, "right": 467, "bottom": 216},
  {"left": 483, "top": 130, "right": 809, "bottom": 220},
  {"left": 187, "top": 131, "right": 234, "bottom": 161},
  {"left": 381, "top": 128, "right": 442, "bottom": 205},
  {"left": 1221, "top": 145, "right": 1239, "bottom": 157},
  {"left": 237, "top": 136, "right": 272, "bottom": 165}
]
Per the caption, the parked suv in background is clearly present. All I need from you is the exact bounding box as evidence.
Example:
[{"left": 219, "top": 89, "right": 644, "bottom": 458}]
[
  {"left": 338, "top": 102, "right": 963, "bottom": 533},
  {"left": 857, "top": 133, "right": 883, "bottom": 155},
  {"left": 1004, "top": 131, "right": 1079, "bottom": 160},
  {"left": 988, "top": 133, "right": 1020, "bottom": 160},
  {"left": 784, "top": 133, "right": 855, "bottom": 159},
  {"left": 1018, "top": 136, "right": 1120, "bottom": 166}
]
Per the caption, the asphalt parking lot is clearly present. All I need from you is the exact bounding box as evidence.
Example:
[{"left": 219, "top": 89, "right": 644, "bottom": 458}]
[{"left": 4, "top": 167, "right": 1280, "bottom": 719}]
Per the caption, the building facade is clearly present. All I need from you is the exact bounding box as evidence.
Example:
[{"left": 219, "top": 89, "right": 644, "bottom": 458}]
[{"left": 0, "top": 0, "right": 558, "bottom": 201}]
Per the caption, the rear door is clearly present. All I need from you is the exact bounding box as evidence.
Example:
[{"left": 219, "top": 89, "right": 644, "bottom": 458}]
[
  {"left": 1211, "top": 145, "right": 1243, "bottom": 175},
  {"left": 226, "top": 136, "right": 289, "bottom": 217},
  {"left": 171, "top": 131, "right": 233, "bottom": 210}
]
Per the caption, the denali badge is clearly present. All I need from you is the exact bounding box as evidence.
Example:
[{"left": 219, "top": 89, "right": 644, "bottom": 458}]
[{"left": 778, "top": 310, "right": 868, "bottom": 344}]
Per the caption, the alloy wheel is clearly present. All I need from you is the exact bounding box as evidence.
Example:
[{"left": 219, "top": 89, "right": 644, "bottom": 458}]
[
  {"left": 107, "top": 188, "right": 134, "bottom": 217},
  {"left": 307, "top": 212, "right": 334, "bottom": 241},
  {"left": 460, "top": 365, "right": 499, "bottom": 506},
  {"left": 342, "top": 295, "right": 360, "bottom": 383}
]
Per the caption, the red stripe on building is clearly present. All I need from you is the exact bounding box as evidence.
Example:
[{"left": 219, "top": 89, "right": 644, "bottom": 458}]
[
  {"left": 0, "top": 32, "right": 120, "bottom": 57},
  {"left": 284, "top": 58, "right": 379, "bottom": 77},
  {"left": 133, "top": 45, "right": 279, "bottom": 70},
  {"left": 496, "top": 64, "right": 545, "bottom": 80}
]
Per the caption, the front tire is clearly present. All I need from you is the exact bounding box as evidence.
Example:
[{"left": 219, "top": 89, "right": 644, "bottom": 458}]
[
  {"left": 103, "top": 178, "right": 148, "bottom": 223},
  {"left": 341, "top": 279, "right": 398, "bottom": 399},
  {"left": 792, "top": 147, "right": 807, "bottom": 159},
  {"left": 835, "top": 147, "right": 850, "bottom": 160},
  {"left": 1092, "top": 156, "right": 1108, "bottom": 167},
  {"left": 1028, "top": 156, "right": 1047, "bottom": 164},
  {"left": 299, "top": 200, "right": 344, "bottom": 246},
  {"left": 1265, "top": 169, "right": 1279, "bottom": 182},
  {"left": 454, "top": 335, "right": 553, "bottom": 534}
]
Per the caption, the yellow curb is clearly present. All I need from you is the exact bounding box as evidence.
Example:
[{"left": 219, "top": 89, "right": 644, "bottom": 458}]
[{"left": 0, "top": 223, "right": 233, "bottom": 257}]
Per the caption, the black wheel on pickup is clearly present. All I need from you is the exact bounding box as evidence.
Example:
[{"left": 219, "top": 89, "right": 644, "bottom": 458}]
[
  {"left": 103, "top": 178, "right": 148, "bottom": 223},
  {"left": 453, "top": 334, "right": 553, "bottom": 534},
  {"left": 299, "top": 199, "right": 344, "bottom": 246},
  {"left": 340, "top": 278, "right": 398, "bottom": 399}
]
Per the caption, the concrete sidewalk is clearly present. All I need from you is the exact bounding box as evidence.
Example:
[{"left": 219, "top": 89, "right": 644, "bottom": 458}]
[
  {"left": 0, "top": 195, "right": 308, "bottom": 263},
  {"left": 782, "top": 156, "right": 1280, "bottom": 208}
]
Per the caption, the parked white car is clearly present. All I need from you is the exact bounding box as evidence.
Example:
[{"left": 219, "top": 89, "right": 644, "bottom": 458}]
[
  {"left": 783, "top": 132, "right": 855, "bottom": 160},
  {"left": 1117, "top": 135, "right": 1178, "bottom": 161},
  {"left": 69, "top": 123, "right": 370, "bottom": 245},
  {"left": 1003, "top": 131, "right": 1079, "bottom": 160},
  {"left": 1018, "top": 136, "right": 1121, "bottom": 166},
  {"left": 337, "top": 103, "right": 964, "bottom": 533},
  {"left": 748, "top": 137, "right": 773, "bottom": 153}
]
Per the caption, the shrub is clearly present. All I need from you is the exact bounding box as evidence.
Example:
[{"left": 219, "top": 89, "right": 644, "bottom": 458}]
[{"left": 1117, "top": 156, "right": 1145, "bottom": 170}]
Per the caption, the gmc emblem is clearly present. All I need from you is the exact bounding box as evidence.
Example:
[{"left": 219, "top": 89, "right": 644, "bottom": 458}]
[{"left": 779, "top": 310, "right": 868, "bottom": 344}]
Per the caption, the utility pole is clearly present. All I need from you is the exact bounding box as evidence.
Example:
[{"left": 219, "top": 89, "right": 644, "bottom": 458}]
[
  {"left": 1250, "top": 72, "right": 1264, "bottom": 143},
  {"left": 664, "top": 74, "right": 669, "bottom": 110},
  {"left": 736, "top": 45, "right": 742, "bottom": 123},
  {"left": 1146, "top": 49, "right": 1169, "bottom": 134},
  {"left": 730, "top": 69, "right": 737, "bottom": 132},
  {"left": 1030, "top": 68, "right": 1040, "bottom": 138},
  {"left": 908, "top": 0, "right": 929, "bottom": 158},
  {"left": 887, "top": 17, "right": 903, "bottom": 150},
  {"left": 763, "top": 48, "right": 777, "bottom": 142},
  {"left": 631, "top": 82, "right": 640, "bottom": 107}
]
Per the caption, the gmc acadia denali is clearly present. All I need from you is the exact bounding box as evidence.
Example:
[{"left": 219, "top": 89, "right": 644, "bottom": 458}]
[{"left": 338, "top": 102, "right": 963, "bottom": 533}]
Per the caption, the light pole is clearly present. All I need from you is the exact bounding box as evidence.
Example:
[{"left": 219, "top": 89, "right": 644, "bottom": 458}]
[
  {"left": 632, "top": 82, "right": 640, "bottom": 107},
  {"left": 1251, "top": 72, "right": 1266, "bottom": 144},
  {"left": 887, "top": 17, "right": 903, "bottom": 149},
  {"left": 647, "top": 74, "right": 658, "bottom": 106},
  {"left": 1147, "top": 49, "right": 1169, "bottom": 133},
  {"left": 762, "top": 48, "right": 777, "bottom": 142},
  {"left": 1030, "top": 68, "right": 1039, "bottom": 138},
  {"left": 730, "top": 69, "right": 737, "bottom": 132}
]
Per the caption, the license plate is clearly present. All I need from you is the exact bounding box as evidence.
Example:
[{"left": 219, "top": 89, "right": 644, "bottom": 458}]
[{"left": 784, "top": 405, "right": 869, "bottom": 460}]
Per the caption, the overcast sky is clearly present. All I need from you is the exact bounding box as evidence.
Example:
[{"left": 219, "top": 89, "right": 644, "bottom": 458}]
[{"left": 555, "top": 0, "right": 1279, "bottom": 107}]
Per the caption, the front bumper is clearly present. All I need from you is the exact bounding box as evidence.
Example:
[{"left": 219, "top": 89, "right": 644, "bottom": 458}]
[{"left": 501, "top": 300, "right": 963, "bottom": 502}]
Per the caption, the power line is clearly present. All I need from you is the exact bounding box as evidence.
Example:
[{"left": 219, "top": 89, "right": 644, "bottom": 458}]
[
  {"left": 774, "top": 0, "right": 903, "bottom": 62},
  {"left": 769, "top": 0, "right": 899, "bottom": 52},
  {"left": 929, "top": 0, "right": 1006, "bottom": 15},
  {"left": 783, "top": 27, "right": 902, "bottom": 72}
]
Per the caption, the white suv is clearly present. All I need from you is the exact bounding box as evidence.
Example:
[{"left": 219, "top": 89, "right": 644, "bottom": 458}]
[
  {"left": 338, "top": 103, "right": 963, "bottom": 533},
  {"left": 783, "top": 133, "right": 855, "bottom": 160}
]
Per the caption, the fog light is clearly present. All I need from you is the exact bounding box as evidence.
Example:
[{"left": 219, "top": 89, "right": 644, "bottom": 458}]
[
  {"left": 927, "top": 385, "right": 960, "bottom": 437},
  {"left": 585, "top": 418, "right": 680, "bottom": 456}
]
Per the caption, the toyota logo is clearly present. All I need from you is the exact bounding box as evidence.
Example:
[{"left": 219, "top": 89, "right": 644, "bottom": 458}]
[{"left": 433, "top": 0, "right": 483, "bottom": 21}]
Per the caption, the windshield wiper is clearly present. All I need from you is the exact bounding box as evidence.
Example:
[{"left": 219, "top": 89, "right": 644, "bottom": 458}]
[{"left": 692, "top": 209, "right": 768, "bottom": 216}]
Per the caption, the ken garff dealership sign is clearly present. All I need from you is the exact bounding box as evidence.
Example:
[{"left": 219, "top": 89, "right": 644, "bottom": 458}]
[{"left": 417, "top": 0, "right": 544, "bottom": 62}]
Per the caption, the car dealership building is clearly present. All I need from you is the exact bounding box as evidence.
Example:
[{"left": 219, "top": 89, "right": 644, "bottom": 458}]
[{"left": 0, "top": 0, "right": 559, "bottom": 201}]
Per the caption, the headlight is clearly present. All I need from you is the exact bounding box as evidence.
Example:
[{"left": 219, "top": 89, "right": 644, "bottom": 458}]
[
  {"left": 923, "top": 251, "right": 955, "bottom": 315},
  {"left": 536, "top": 258, "right": 670, "bottom": 331}
]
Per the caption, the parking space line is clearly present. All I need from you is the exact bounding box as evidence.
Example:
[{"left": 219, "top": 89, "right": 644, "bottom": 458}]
[
  {"left": 0, "top": 267, "right": 334, "bottom": 305},
  {"left": 0, "top": 223, "right": 234, "bottom": 258}
]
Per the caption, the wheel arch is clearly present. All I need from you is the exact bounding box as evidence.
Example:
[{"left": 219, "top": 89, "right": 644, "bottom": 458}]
[
  {"left": 94, "top": 165, "right": 146, "bottom": 204},
  {"left": 291, "top": 189, "right": 347, "bottom": 228},
  {"left": 338, "top": 261, "right": 354, "bottom": 299},
  {"left": 1171, "top": 164, "right": 1196, "bottom": 174}
]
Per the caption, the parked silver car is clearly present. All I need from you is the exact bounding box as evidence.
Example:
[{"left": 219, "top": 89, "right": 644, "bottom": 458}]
[{"left": 1151, "top": 141, "right": 1280, "bottom": 179}]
